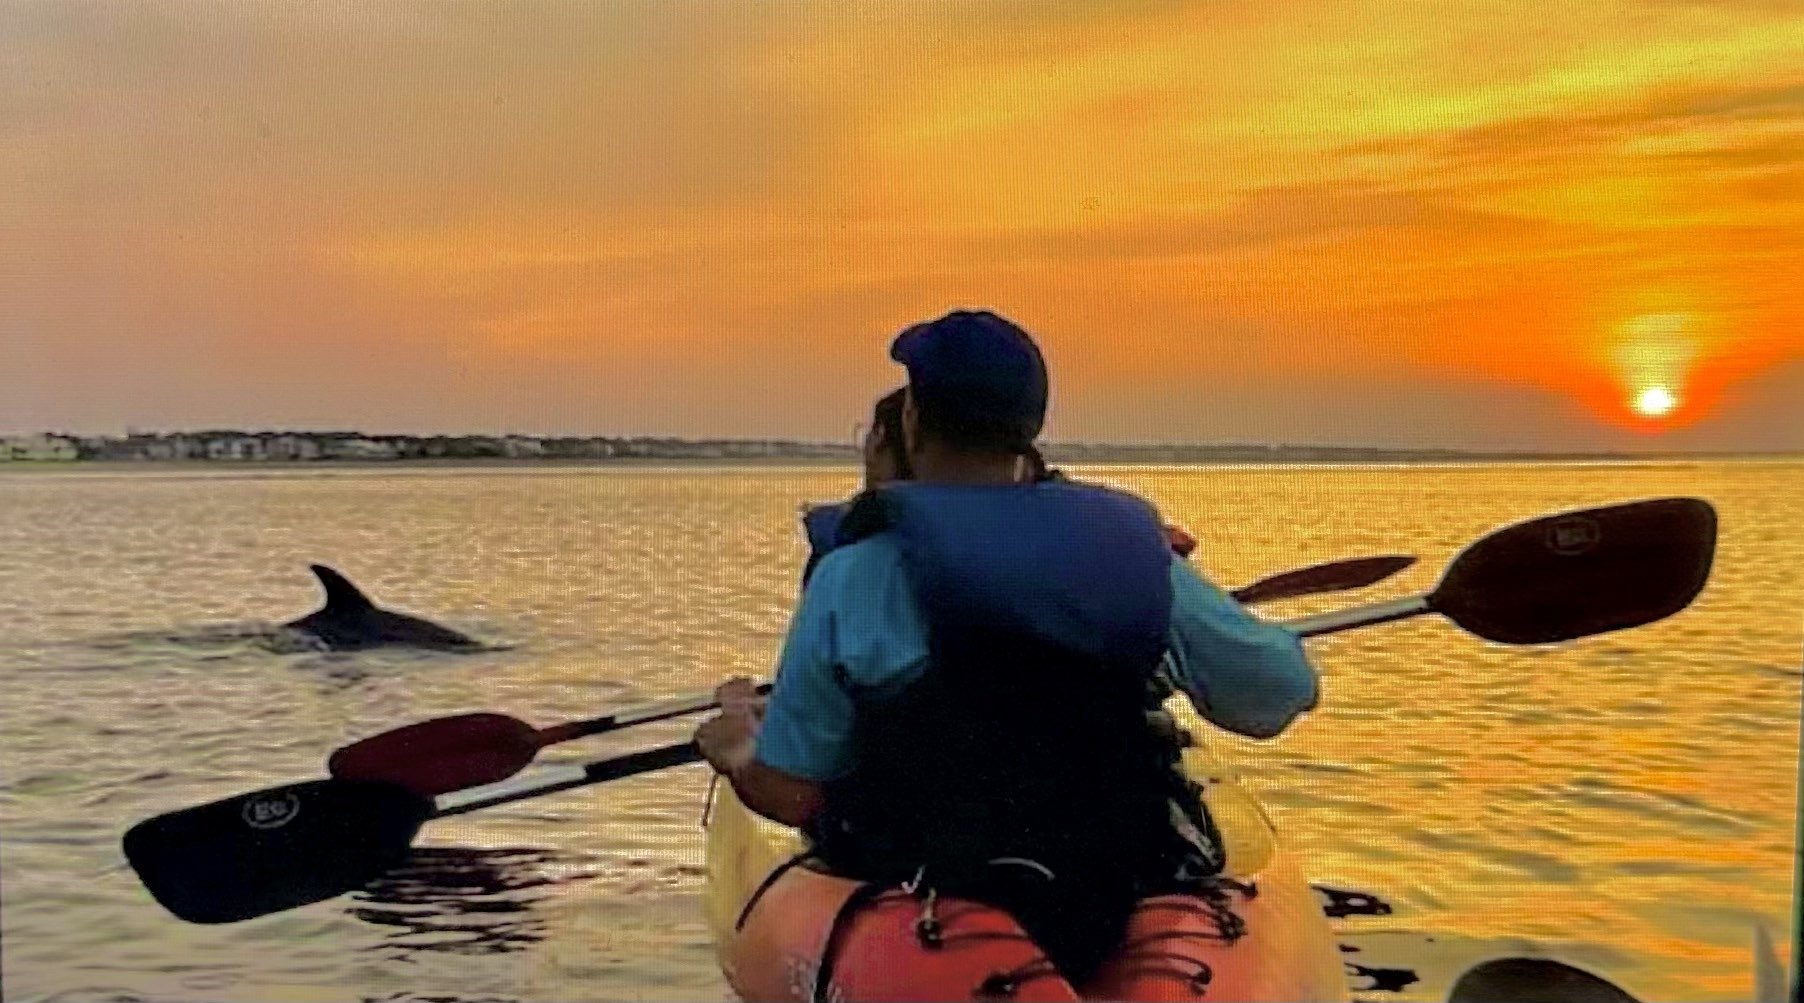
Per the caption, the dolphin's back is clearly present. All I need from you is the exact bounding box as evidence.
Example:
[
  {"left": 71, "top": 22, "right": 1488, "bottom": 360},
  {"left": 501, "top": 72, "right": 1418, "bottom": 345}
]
[
  {"left": 375, "top": 609, "right": 480, "bottom": 648},
  {"left": 284, "top": 565, "right": 479, "bottom": 651}
]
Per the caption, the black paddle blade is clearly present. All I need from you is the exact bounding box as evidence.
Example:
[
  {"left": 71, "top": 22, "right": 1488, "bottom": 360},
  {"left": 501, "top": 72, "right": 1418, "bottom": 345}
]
[
  {"left": 1433, "top": 497, "right": 1716, "bottom": 645},
  {"left": 1447, "top": 958, "right": 1640, "bottom": 1003},
  {"left": 123, "top": 779, "right": 432, "bottom": 924}
]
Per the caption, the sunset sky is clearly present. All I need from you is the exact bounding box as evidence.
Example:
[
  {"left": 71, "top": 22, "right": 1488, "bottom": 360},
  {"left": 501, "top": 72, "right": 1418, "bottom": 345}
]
[{"left": 3, "top": 2, "right": 1800, "bottom": 451}]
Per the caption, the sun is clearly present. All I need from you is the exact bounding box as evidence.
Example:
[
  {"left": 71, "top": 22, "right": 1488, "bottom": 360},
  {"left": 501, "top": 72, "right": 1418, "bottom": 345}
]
[
  {"left": 1633, "top": 384, "right": 1678, "bottom": 418},
  {"left": 1609, "top": 312, "right": 1699, "bottom": 427}
]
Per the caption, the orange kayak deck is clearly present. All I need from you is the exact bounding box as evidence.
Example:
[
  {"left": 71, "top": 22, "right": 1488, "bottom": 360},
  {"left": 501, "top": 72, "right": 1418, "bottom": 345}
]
[{"left": 704, "top": 701, "right": 1350, "bottom": 1002}]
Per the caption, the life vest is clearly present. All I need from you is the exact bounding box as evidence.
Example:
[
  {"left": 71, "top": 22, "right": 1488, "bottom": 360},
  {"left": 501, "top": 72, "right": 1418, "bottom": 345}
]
[
  {"left": 799, "top": 501, "right": 849, "bottom": 588},
  {"left": 802, "top": 496, "right": 1198, "bottom": 583},
  {"left": 803, "top": 480, "right": 1215, "bottom": 982}
]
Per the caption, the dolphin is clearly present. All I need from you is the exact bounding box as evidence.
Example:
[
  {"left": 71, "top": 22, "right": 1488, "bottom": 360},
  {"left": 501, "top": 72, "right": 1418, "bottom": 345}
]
[{"left": 283, "top": 565, "right": 481, "bottom": 652}]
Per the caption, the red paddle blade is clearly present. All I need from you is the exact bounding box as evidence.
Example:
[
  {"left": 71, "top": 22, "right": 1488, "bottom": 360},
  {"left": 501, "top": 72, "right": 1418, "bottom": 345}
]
[{"left": 328, "top": 713, "right": 539, "bottom": 796}]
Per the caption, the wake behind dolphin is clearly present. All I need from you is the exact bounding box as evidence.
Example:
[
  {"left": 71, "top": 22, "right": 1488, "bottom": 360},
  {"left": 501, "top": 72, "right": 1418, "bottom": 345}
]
[{"left": 283, "top": 565, "right": 482, "bottom": 652}]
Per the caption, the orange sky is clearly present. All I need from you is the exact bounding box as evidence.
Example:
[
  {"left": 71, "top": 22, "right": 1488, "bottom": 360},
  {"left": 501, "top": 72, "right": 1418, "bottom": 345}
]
[{"left": 3, "top": 3, "right": 1800, "bottom": 450}]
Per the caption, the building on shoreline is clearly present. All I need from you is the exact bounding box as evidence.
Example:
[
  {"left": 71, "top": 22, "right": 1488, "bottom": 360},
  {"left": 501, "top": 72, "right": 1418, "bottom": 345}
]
[
  {"left": 205, "top": 436, "right": 267, "bottom": 461},
  {"left": 323, "top": 437, "right": 400, "bottom": 460},
  {"left": 502, "top": 436, "right": 546, "bottom": 459},
  {"left": 1, "top": 434, "right": 80, "bottom": 461},
  {"left": 26, "top": 430, "right": 857, "bottom": 463},
  {"left": 267, "top": 435, "right": 322, "bottom": 461}
]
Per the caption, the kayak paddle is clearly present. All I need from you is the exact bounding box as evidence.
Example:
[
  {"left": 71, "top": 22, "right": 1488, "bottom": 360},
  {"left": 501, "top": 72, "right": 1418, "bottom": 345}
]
[
  {"left": 1281, "top": 497, "right": 1714, "bottom": 642},
  {"left": 125, "top": 497, "right": 1714, "bottom": 926},
  {"left": 124, "top": 742, "right": 700, "bottom": 925},
  {"left": 327, "top": 553, "right": 1418, "bottom": 796},
  {"left": 1446, "top": 958, "right": 1640, "bottom": 1003}
]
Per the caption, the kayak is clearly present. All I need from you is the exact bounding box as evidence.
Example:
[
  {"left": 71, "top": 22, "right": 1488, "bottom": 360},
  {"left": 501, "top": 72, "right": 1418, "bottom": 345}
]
[{"left": 702, "top": 697, "right": 1350, "bottom": 1002}]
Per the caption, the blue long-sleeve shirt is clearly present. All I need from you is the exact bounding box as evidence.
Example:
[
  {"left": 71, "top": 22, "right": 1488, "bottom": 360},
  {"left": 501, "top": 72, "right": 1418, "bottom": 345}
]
[{"left": 756, "top": 533, "right": 1319, "bottom": 781}]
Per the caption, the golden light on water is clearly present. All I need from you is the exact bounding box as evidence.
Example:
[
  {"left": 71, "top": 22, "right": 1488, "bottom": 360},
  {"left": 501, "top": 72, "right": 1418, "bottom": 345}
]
[{"left": 1633, "top": 384, "right": 1678, "bottom": 417}]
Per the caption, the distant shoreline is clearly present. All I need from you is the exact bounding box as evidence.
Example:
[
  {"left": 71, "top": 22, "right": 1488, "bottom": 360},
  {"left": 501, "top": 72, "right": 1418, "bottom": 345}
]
[
  {"left": 0, "top": 455, "right": 859, "bottom": 472},
  {"left": 2, "top": 452, "right": 1796, "bottom": 474},
  {"left": 6, "top": 430, "right": 1797, "bottom": 468}
]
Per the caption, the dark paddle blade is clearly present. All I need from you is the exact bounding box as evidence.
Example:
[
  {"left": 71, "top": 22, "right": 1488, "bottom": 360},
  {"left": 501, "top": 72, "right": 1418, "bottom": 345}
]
[
  {"left": 123, "top": 779, "right": 432, "bottom": 924},
  {"left": 1230, "top": 554, "right": 1416, "bottom": 605},
  {"left": 1430, "top": 497, "right": 1716, "bottom": 644},
  {"left": 329, "top": 713, "right": 540, "bottom": 794},
  {"left": 1447, "top": 958, "right": 1640, "bottom": 1003}
]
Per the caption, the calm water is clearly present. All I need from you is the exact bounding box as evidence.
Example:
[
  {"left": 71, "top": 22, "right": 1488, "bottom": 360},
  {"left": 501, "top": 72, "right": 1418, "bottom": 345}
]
[{"left": 0, "top": 462, "right": 1797, "bottom": 1002}]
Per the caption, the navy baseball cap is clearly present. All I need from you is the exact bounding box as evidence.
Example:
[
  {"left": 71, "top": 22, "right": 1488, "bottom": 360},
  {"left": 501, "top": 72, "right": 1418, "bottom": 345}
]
[{"left": 889, "top": 310, "right": 1048, "bottom": 447}]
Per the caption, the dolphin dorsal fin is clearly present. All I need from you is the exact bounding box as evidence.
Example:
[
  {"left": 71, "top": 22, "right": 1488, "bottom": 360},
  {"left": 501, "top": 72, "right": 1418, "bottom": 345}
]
[{"left": 310, "top": 565, "right": 376, "bottom": 613}]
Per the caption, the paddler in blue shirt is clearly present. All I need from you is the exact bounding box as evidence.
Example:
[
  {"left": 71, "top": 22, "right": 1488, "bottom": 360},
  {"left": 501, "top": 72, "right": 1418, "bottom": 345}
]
[{"left": 695, "top": 309, "right": 1319, "bottom": 983}]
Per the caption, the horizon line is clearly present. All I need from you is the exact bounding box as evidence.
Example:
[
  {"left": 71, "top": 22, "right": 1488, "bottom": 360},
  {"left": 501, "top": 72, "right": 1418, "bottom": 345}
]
[{"left": 3, "top": 428, "right": 1799, "bottom": 460}]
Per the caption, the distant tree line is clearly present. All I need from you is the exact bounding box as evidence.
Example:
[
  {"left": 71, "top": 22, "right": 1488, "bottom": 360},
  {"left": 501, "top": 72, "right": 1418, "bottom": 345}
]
[
  {"left": 2, "top": 431, "right": 856, "bottom": 462},
  {"left": 5, "top": 430, "right": 1771, "bottom": 465}
]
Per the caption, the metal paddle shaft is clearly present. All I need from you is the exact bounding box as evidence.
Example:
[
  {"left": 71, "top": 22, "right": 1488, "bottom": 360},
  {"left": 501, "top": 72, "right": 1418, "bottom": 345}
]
[
  {"left": 1283, "top": 497, "right": 1716, "bottom": 643},
  {"left": 328, "top": 553, "right": 1417, "bottom": 796},
  {"left": 433, "top": 741, "right": 704, "bottom": 817}
]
